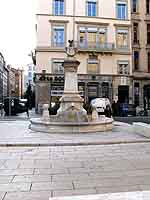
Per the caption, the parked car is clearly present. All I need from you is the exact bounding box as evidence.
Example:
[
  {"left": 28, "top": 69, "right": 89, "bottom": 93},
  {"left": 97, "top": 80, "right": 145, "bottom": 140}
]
[
  {"left": 4, "top": 97, "right": 27, "bottom": 116},
  {"left": 91, "top": 98, "right": 111, "bottom": 115}
]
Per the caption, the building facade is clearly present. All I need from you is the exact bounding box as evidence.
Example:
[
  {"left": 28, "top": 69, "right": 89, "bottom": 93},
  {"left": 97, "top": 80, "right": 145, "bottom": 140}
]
[
  {"left": 35, "top": 0, "right": 132, "bottom": 110},
  {"left": 7, "top": 66, "right": 24, "bottom": 98},
  {"left": 132, "top": 0, "right": 150, "bottom": 109},
  {"left": 0, "top": 52, "right": 8, "bottom": 103}
]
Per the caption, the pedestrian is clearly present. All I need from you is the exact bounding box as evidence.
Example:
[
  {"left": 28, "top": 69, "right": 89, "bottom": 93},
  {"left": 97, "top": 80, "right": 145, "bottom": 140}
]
[
  {"left": 112, "top": 101, "right": 118, "bottom": 116},
  {"left": 25, "top": 100, "right": 30, "bottom": 118},
  {"left": 104, "top": 105, "right": 112, "bottom": 118},
  {"left": 0, "top": 103, "right": 3, "bottom": 117}
]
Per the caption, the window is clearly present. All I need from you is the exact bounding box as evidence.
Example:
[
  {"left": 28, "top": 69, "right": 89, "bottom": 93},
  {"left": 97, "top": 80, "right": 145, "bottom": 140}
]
[
  {"left": 102, "top": 82, "right": 109, "bottom": 98},
  {"left": 132, "top": 0, "right": 138, "bottom": 13},
  {"left": 53, "top": 60, "right": 64, "bottom": 74},
  {"left": 133, "top": 23, "right": 139, "bottom": 44},
  {"left": 116, "top": 1, "right": 127, "bottom": 19},
  {"left": 148, "top": 52, "right": 150, "bottom": 73},
  {"left": 53, "top": 25, "right": 65, "bottom": 47},
  {"left": 87, "top": 28, "right": 97, "bottom": 44},
  {"left": 79, "top": 27, "right": 107, "bottom": 47},
  {"left": 88, "top": 85, "right": 98, "bottom": 97},
  {"left": 118, "top": 61, "right": 129, "bottom": 75},
  {"left": 87, "top": 0, "right": 97, "bottom": 16},
  {"left": 147, "top": 24, "right": 150, "bottom": 44},
  {"left": 134, "top": 82, "right": 140, "bottom": 106},
  {"left": 99, "top": 28, "right": 106, "bottom": 44},
  {"left": 134, "top": 51, "right": 139, "bottom": 71},
  {"left": 87, "top": 56, "right": 99, "bottom": 74},
  {"left": 146, "top": 0, "right": 150, "bottom": 14},
  {"left": 53, "top": 0, "right": 64, "bottom": 15},
  {"left": 117, "top": 29, "right": 128, "bottom": 48},
  {"left": 79, "top": 27, "right": 86, "bottom": 46}
]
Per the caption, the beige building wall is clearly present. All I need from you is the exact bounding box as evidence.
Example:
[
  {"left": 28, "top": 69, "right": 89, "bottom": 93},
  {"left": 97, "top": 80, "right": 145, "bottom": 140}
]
[{"left": 36, "top": 0, "right": 132, "bottom": 109}]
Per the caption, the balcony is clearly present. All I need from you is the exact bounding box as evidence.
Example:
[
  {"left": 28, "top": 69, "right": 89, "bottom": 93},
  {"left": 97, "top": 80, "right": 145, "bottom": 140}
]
[{"left": 74, "top": 41, "right": 115, "bottom": 53}]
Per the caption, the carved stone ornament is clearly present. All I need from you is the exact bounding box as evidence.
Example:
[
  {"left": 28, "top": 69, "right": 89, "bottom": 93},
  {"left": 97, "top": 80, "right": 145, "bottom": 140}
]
[{"left": 65, "top": 40, "right": 78, "bottom": 57}]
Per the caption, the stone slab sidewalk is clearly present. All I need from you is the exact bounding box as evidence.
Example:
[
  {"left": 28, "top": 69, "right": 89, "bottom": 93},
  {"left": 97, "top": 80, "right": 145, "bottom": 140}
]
[
  {"left": 1, "top": 143, "right": 150, "bottom": 199},
  {"left": 0, "top": 120, "right": 149, "bottom": 146}
]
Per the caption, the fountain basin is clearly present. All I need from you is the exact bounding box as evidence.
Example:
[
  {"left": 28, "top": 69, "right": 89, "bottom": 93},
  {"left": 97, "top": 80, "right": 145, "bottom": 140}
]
[{"left": 30, "top": 117, "right": 113, "bottom": 133}]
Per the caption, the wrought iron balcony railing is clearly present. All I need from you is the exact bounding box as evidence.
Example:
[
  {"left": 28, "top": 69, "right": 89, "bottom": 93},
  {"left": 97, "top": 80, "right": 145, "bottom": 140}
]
[
  {"left": 75, "top": 41, "right": 115, "bottom": 52},
  {"left": 49, "top": 41, "right": 129, "bottom": 53}
]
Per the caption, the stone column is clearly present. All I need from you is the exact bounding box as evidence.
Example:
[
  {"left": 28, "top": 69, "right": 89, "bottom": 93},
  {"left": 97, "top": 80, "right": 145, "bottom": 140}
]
[
  {"left": 64, "top": 59, "right": 79, "bottom": 94},
  {"left": 57, "top": 58, "right": 88, "bottom": 122}
]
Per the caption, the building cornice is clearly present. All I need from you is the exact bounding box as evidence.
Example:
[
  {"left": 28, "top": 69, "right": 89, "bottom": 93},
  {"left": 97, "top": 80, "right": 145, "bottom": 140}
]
[
  {"left": 75, "top": 21, "right": 109, "bottom": 25},
  {"left": 35, "top": 46, "right": 132, "bottom": 55},
  {"left": 36, "top": 13, "right": 131, "bottom": 22},
  {"left": 114, "top": 24, "right": 132, "bottom": 27},
  {"left": 49, "top": 20, "right": 69, "bottom": 23},
  {"left": 131, "top": 18, "right": 141, "bottom": 22},
  {"left": 36, "top": 46, "right": 65, "bottom": 53}
]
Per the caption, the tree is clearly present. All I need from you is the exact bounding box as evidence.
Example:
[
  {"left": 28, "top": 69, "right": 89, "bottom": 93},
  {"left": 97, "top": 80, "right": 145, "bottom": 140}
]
[{"left": 24, "top": 84, "right": 33, "bottom": 109}]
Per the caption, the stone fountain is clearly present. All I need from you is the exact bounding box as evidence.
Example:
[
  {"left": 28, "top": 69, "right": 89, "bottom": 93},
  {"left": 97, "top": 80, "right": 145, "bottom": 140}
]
[{"left": 30, "top": 41, "right": 113, "bottom": 133}]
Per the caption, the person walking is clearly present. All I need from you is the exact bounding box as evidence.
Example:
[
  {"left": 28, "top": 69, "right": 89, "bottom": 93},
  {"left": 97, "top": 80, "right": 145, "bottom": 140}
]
[
  {"left": 104, "top": 105, "right": 112, "bottom": 118},
  {"left": 25, "top": 100, "right": 30, "bottom": 118},
  {"left": 0, "top": 103, "right": 3, "bottom": 117}
]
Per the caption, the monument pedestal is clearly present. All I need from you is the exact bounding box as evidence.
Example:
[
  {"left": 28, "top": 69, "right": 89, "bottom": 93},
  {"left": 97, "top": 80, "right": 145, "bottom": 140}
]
[
  {"left": 30, "top": 40, "right": 113, "bottom": 133},
  {"left": 57, "top": 59, "right": 88, "bottom": 122}
]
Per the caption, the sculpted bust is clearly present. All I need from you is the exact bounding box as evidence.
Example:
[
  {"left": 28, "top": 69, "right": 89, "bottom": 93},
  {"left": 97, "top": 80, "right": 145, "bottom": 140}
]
[{"left": 65, "top": 40, "right": 77, "bottom": 57}]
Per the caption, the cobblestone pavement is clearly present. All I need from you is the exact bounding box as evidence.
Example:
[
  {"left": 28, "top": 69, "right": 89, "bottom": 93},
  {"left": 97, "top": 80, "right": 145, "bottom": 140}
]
[
  {"left": 0, "top": 120, "right": 149, "bottom": 146},
  {"left": 0, "top": 143, "right": 150, "bottom": 199}
]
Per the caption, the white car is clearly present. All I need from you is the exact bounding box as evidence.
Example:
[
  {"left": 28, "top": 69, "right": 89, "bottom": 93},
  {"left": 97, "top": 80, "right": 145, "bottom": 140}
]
[{"left": 91, "top": 98, "right": 111, "bottom": 114}]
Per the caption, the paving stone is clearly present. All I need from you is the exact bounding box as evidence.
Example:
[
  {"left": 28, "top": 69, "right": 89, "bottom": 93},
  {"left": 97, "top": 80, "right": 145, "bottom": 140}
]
[
  {"left": 96, "top": 185, "right": 141, "bottom": 194},
  {"left": 19, "top": 163, "right": 51, "bottom": 169},
  {"left": 12, "top": 175, "right": 52, "bottom": 183},
  {"left": 73, "top": 180, "right": 101, "bottom": 189},
  {"left": 0, "top": 160, "right": 20, "bottom": 169},
  {"left": 34, "top": 168, "right": 69, "bottom": 175},
  {"left": 52, "top": 189, "right": 97, "bottom": 197},
  {"left": 0, "top": 192, "right": 6, "bottom": 200},
  {"left": 31, "top": 182, "right": 73, "bottom": 191},
  {"left": 0, "top": 175, "right": 14, "bottom": 184},
  {"left": 69, "top": 167, "right": 104, "bottom": 174},
  {"left": 0, "top": 169, "right": 34, "bottom": 176},
  {"left": 4, "top": 191, "right": 52, "bottom": 200},
  {"left": 88, "top": 171, "right": 126, "bottom": 179},
  {"left": 52, "top": 173, "right": 90, "bottom": 182},
  {"left": 51, "top": 161, "right": 83, "bottom": 168},
  {"left": 0, "top": 182, "right": 31, "bottom": 192}
]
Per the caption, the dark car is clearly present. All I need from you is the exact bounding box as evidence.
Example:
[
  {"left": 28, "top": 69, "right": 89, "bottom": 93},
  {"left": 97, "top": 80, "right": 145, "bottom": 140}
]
[{"left": 4, "top": 98, "right": 27, "bottom": 116}]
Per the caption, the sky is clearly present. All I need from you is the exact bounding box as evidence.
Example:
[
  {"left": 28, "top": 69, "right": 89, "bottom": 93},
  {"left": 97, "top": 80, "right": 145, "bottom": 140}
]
[{"left": 0, "top": 0, "right": 37, "bottom": 69}]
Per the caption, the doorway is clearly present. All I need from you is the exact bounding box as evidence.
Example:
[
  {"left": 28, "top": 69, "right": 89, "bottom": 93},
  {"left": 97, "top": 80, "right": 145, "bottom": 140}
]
[
  {"left": 144, "top": 85, "right": 150, "bottom": 110},
  {"left": 118, "top": 86, "right": 129, "bottom": 103}
]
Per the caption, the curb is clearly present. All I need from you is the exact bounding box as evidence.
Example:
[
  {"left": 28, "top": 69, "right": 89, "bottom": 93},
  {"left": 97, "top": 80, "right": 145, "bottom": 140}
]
[{"left": 0, "top": 139, "right": 150, "bottom": 147}]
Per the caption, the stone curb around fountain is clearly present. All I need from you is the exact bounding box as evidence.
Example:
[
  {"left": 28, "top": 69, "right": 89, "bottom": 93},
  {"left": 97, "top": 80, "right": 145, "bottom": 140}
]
[{"left": 0, "top": 139, "right": 150, "bottom": 147}]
